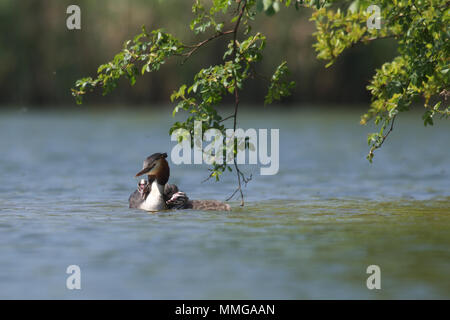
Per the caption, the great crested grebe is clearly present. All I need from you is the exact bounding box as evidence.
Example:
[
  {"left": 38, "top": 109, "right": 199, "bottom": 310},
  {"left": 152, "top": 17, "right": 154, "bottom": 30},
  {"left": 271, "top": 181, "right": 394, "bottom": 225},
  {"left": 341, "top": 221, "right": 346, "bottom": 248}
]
[{"left": 128, "top": 152, "right": 231, "bottom": 212}]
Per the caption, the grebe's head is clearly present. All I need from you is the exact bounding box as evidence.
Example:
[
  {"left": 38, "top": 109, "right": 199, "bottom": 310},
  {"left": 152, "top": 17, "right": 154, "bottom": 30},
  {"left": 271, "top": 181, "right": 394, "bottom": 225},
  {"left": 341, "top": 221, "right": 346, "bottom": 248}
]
[{"left": 135, "top": 152, "right": 170, "bottom": 185}]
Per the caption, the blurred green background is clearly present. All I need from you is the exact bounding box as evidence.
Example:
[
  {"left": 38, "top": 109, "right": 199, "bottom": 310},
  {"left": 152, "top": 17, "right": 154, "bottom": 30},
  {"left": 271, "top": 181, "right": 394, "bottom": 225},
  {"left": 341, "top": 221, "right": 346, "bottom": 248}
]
[{"left": 0, "top": 0, "right": 398, "bottom": 107}]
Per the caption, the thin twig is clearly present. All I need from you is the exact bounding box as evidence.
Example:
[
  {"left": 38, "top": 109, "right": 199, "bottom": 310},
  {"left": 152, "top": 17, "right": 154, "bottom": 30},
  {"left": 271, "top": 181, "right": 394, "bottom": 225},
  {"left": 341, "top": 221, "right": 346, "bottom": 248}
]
[
  {"left": 378, "top": 116, "right": 396, "bottom": 148},
  {"left": 350, "top": 35, "right": 397, "bottom": 50},
  {"left": 225, "top": 0, "right": 248, "bottom": 206},
  {"left": 182, "top": 30, "right": 234, "bottom": 62},
  {"left": 249, "top": 64, "right": 270, "bottom": 82},
  {"left": 369, "top": 115, "right": 396, "bottom": 158},
  {"left": 219, "top": 114, "right": 235, "bottom": 123},
  {"left": 201, "top": 171, "right": 215, "bottom": 183}
]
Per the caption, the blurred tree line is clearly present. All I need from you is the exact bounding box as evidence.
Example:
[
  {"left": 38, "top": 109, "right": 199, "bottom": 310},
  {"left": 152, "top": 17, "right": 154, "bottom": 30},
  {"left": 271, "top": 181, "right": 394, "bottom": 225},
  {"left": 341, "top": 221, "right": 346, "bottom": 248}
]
[{"left": 0, "top": 0, "right": 397, "bottom": 108}]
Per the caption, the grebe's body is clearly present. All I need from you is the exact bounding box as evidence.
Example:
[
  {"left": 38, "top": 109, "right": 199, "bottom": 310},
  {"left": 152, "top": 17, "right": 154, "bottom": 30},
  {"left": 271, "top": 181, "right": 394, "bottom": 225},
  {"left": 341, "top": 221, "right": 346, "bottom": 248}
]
[
  {"left": 129, "top": 180, "right": 186, "bottom": 211},
  {"left": 138, "top": 180, "right": 167, "bottom": 211},
  {"left": 129, "top": 153, "right": 230, "bottom": 212}
]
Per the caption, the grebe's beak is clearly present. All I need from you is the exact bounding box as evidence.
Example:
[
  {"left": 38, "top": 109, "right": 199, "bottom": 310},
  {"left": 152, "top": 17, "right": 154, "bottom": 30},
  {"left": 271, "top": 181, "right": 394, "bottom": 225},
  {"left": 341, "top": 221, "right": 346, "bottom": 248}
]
[{"left": 135, "top": 162, "right": 155, "bottom": 177}]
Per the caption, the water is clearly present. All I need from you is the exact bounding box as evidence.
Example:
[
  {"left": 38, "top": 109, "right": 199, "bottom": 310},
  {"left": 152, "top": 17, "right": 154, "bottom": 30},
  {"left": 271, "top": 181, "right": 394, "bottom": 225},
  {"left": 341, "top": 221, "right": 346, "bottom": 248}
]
[{"left": 0, "top": 107, "right": 449, "bottom": 299}]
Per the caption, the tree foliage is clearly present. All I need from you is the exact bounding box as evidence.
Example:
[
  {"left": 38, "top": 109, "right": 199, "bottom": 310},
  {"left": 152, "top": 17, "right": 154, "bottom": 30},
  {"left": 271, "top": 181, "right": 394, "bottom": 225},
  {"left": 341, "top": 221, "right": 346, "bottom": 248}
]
[
  {"left": 73, "top": 0, "right": 449, "bottom": 203},
  {"left": 308, "top": 0, "right": 449, "bottom": 161}
]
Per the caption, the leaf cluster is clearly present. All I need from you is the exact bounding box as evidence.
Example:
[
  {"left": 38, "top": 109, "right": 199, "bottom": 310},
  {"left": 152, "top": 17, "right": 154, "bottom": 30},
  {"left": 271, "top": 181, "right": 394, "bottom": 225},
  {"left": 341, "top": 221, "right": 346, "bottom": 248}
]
[{"left": 309, "top": 0, "right": 449, "bottom": 160}]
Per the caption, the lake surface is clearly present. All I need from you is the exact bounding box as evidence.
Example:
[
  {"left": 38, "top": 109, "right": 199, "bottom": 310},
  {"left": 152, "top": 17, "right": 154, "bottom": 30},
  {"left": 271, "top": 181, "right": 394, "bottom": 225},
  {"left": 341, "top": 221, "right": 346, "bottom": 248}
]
[{"left": 0, "top": 107, "right": 449, "bottom": 299}]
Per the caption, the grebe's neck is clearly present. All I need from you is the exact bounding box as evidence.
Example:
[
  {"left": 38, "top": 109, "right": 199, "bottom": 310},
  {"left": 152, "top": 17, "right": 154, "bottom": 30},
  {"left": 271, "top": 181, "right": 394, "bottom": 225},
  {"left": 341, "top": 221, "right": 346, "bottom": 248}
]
[
  {"left": 140, "top": 180, "right": 167, "bottom": 212},
  {"left": 151, "top": 179, "right": 165, "bottom": 196}
]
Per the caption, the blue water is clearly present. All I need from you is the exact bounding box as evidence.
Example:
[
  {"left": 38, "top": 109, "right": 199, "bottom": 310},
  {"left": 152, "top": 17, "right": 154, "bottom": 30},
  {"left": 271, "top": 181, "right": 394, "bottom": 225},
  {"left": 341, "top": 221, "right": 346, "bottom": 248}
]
[{"left": 0, "top": 107, "right": 449, "bottom": 299}]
